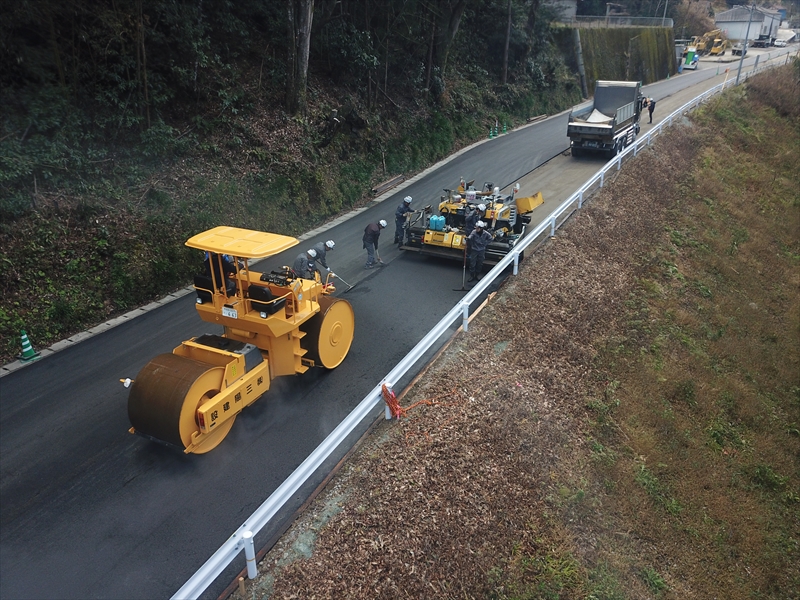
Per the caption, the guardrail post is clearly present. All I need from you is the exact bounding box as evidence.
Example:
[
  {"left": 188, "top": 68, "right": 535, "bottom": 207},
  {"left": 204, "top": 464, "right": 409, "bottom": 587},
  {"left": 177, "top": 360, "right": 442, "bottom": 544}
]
[
  {"left": 243, "top": 531, "right": 257, "bottom": 579},
  {"left": 512, "top": 252, "right": 519, "bottom": 276},
  {"left": 599, "top": 171, "right": 605, "bottom": 187},
  {"left": 578, "top": 190, "right": 584, "bottom": 207},
  {"left": 550, "top": 217, "right": 557, "bottom": 237},
  {"left": 384, "top": 383, "right": 393, "bottom": 420},
  {"left": 461, "top": 302, "right": 469, "bottom": 332},
  {"left": 616, "top": 154, "right": 622, "bottom": 171}
]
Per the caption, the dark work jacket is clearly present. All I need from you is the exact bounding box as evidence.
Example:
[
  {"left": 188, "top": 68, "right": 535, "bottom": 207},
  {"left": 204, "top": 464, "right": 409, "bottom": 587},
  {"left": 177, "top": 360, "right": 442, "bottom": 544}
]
[
  {"left": 467, "top": 229, "right": 493, "bottom": 253},
  {"left": 204, "top": 253, "right": 236, "bottom": 288},
  {"left": 312, "top": 242, "right": 330, "bottom": 271},
  {"left": 363, "top": 223, "right": 381, "bottom": 249},
  {"left": 292, "top": 253, "right": 318, "bottom": 280},
  {"left": 465, "top": 210, "right": 483, "bottom": 236},
  {"left": 395, "top": 203, "right": 413, "bottom": 222}
]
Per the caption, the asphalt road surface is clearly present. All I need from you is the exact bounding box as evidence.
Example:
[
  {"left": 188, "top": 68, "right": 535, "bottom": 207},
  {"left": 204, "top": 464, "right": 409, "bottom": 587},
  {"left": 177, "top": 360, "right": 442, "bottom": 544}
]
[{"left": 0, "top": 52, "right": 789, "bottom": 600}]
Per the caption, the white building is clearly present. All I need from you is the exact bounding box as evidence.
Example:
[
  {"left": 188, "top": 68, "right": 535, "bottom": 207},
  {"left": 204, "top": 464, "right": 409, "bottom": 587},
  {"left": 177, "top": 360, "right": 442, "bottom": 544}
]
[{"left": 715, "top": 5, "right": 781, "bottom": 43}]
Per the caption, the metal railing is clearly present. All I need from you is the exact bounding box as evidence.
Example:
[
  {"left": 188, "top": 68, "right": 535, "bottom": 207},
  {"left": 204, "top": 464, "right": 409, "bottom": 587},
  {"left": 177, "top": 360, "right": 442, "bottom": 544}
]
[{"left": 172, "top": 55, "right": 786, "bottom": 600}]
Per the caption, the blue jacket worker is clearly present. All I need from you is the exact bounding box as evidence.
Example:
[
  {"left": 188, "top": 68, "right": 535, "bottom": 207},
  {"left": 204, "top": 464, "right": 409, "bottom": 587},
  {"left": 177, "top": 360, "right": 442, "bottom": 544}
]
[
  {"left": 312, "top": 240, "right": 336, "bottom": 278},
  {"left": 394, "top": 196, "right": 413, "bottom": 244},
  {"left": 293, "top": 248, "right": 319, "bottom": 280},
  {"left": 204, "top": 252, "right": 237, "bottom": 294},
  {"left": 465, "top": 203, "right": 486, "bottom": 236},
  {"left": 467, "top": 221, "right": 493, "bottom": 282},
  {"left": 363, "top": 220, "right": 387, "bottom": 268}
]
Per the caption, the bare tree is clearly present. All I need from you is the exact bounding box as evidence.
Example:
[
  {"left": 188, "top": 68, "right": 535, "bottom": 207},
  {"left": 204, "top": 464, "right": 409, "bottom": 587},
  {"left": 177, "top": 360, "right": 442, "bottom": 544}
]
[
  {"left": 431, "top": 0, "right": 467, "bottom": 94},
  {"left": 287, "top": 0, "right": 315, "bottom": 114}
]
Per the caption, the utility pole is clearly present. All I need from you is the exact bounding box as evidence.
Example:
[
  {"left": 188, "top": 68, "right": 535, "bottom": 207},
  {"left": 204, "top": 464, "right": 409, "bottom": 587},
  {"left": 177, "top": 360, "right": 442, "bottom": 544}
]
[
  {"left": 736, "top": 4, "right": 754, "bottom": 85},
  {"left": 662, "top": 0, "right": 669, "bottom": 27}
]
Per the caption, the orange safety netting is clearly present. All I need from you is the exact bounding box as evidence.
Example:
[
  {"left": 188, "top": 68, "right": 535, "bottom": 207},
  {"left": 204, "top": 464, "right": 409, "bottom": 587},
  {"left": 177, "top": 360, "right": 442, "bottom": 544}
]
[{"left": 381, "top": 383, "right": 458, "bottom": 419}]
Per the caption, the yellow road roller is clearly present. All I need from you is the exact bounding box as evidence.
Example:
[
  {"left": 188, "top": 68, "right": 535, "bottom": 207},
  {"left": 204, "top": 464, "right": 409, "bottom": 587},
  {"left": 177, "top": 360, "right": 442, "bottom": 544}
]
[{"left": 127, "top": 226, "right": 355, "bottom": 454}]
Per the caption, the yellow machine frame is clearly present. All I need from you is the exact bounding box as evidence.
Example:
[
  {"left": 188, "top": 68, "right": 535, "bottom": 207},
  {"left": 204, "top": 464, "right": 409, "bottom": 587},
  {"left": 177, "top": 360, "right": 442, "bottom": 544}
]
[{"left": 127, "top": 226, "right": 354, "bottom": 454}]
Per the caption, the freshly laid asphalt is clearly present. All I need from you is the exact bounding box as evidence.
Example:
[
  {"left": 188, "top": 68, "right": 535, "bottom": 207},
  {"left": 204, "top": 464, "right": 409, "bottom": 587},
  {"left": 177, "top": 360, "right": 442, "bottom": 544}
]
[{"left": 0, "top": 50, "right": 787, "bottom": 600}]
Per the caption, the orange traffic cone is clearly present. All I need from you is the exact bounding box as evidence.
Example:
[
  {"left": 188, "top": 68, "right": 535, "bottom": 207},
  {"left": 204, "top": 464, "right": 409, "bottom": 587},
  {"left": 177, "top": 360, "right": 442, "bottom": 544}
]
[{"left": 18, "top": 330, "right": 40, "bottom": 361}]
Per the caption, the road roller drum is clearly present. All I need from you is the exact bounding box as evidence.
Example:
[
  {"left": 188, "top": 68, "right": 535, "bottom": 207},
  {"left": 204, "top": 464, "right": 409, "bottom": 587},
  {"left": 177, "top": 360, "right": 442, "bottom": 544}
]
[
  {"left": 128, "top": 353, "right": 233, "bottom": 453},
  {"left": 301, "top": 296, "right": 355, "bottom": 369}
]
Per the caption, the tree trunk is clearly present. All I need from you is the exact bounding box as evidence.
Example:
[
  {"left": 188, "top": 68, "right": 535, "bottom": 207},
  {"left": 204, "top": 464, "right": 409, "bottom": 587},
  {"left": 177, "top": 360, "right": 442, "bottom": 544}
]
[
  {"left": 425, "top": 9, "right": 435, "bottom": 93},
  {"left": 502, "top": 0, "right": 512, "bottom": 84},
  {"left": 46, "top": 8, "right": 66, "bottom": 89},
  {"left": 431, "top": 0, "right": 467, "bottom": 95},
  {"left": 137, "top": 0, "right": 150, "bottom": 129},
  {"left": 286, "top": 0, "right": 315, "bottom": 115},
  {"left": 523, "top": 0, "right": 540, "bottom": 64}
]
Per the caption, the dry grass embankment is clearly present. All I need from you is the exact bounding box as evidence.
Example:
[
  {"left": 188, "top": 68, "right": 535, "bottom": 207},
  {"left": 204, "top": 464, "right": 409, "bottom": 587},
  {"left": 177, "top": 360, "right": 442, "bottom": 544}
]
[{"left": 235, "top": 65, "right": 799, "bottom": 600}]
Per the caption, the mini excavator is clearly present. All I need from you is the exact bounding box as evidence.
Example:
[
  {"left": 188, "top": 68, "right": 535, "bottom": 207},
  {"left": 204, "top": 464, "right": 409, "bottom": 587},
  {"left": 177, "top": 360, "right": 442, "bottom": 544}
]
[
  {"left": 126, "top": 226, "right": 355, "bottom": 454},
  {"left": 400, "top": 178, "right": 544, "bottom": 264}
]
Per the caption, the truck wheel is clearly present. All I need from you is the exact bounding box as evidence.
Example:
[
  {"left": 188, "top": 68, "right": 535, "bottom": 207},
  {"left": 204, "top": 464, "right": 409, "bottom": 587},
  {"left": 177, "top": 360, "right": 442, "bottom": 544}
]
[{"left": 571, "top": 147, "right": 582, "bottom": 158}]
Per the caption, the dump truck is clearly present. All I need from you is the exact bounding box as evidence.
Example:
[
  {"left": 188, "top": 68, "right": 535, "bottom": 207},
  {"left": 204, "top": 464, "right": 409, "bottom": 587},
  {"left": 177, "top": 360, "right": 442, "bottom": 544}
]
[
  {"left": 399, "top": 179, "right": 544, "bottom": 265},
  {"left": 752, "top": 34, "right": 772, "bottom": 48},
  {"left": 126, "top": 226, "right": 355, "bottom": 454},
  {"left": 567, "top": 80, "right": 643, "bottom": 158}
]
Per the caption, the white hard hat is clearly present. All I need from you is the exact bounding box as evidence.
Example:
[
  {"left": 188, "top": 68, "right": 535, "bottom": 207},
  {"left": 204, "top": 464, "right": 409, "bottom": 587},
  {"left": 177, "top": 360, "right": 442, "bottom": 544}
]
[
  {"left": 476, "top": 220, "right": 486, "bottom": 229},
  {"left": 325, "top": 240, "right": 335, "bottom": 250},
  {"left": 403, "top": 196, "right": 412, "bottom": 204},
  {"left": 307, "top": 248, "right": 317, "bottom": 258},
  {"left": 477, "top": 204, "right": 486, "bottom": 212},
  {"left": 379, "top": 219, "right": 387, "bottom": 228},
  {"left": 493, "top": 187, "right": 500, "bottom": 196}
]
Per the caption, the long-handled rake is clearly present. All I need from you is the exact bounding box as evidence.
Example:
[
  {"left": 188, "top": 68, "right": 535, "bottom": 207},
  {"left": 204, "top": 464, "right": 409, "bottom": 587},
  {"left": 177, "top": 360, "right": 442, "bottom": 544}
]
[
  {"left": 333, "top": 273, "right": 354, "bottom": 291},
  {"left": 454, "top": 246, "right": 469, "bottom": 291}
]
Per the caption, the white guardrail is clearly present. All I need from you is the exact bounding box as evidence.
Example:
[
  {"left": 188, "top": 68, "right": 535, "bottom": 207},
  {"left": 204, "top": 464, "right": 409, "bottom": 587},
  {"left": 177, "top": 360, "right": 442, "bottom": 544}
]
[{"left": 172, "top": 54, "right": 790, "bottom": 600}]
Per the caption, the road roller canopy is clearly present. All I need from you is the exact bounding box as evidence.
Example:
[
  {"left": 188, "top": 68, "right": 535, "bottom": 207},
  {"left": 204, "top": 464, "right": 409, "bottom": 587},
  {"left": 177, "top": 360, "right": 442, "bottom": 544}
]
[{"left": 185, "top": 226, "right": 299, "bottom": 259}]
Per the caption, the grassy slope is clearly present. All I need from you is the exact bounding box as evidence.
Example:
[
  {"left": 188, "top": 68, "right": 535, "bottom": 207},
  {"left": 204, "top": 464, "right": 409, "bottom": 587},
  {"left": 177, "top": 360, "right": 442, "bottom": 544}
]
[{"left": 241, "top": 65, "right": 799, "bottom": 599}]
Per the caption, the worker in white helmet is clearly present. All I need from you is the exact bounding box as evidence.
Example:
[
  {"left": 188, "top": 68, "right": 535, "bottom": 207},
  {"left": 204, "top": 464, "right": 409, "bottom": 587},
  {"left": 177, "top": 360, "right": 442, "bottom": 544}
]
[
  {"left": 292, "top": 248, "right": 319, "bottom": 280},
  {"left": 467, "top": 220, "right": 493, "bottom": 282},
  {"left": 312, "top": 240, "right": 336, "bottom": 278},
  {"left": 363, "top": 220, "right": 387, "bottom": 268},
  {"left": 465, "top": 203, "right": 486, "bottom": 236},
  {"left": 394, "top": 196, "right": 413, "bottom": 245}
]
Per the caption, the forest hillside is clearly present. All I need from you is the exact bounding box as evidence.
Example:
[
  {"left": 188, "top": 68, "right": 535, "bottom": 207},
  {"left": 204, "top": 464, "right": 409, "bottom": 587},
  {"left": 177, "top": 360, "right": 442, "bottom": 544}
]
[{"left": 2, "top": 0, "right": 588, "bottom": 361}]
